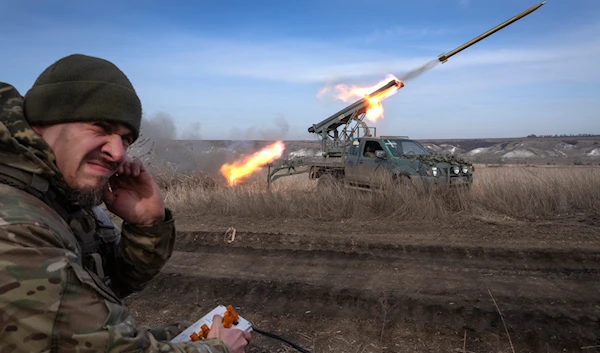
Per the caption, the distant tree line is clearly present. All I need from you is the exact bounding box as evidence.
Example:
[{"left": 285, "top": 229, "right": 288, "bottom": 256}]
[{"left": 527, "top": 133, "right": 600, "bottom": 138}]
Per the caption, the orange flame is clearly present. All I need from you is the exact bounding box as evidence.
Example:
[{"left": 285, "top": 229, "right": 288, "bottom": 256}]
[
  {"left": 319, "top": 74, "right": 403, "bottom": 122},
  {"left": 220, "top": 141, "right": 285, "bottom": 186}
]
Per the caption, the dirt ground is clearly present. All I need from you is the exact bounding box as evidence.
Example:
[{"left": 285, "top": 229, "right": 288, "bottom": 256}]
[{"left": 124, "top": 213, "right": 600, "bottom": 353}]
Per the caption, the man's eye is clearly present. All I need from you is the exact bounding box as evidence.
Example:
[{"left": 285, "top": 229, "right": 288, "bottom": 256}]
[{"left": 122, "top": 137, "right": 133, "bottom": 147}]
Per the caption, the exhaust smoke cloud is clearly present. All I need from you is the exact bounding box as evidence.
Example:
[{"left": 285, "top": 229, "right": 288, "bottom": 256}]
[
  {"left": 228, "top": 116, "right": 290, "bottom": 140},
  {"left": 128, "top": 112, "right": 212, "bottom": 176}
]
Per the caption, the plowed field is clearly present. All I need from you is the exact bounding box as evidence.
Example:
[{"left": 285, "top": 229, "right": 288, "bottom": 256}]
[{"left": 124, "top": 214, "right": 600, "bottom": 353}]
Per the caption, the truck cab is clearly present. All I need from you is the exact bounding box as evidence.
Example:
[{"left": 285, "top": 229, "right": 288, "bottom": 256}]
[{"left": 343, "top": 136, "right": 473, "bottom": 189}]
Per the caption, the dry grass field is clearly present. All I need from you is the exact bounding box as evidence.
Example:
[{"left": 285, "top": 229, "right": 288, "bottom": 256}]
[
  {"left": 124, "top": 163, "right": 600, "bottom": 353},
  {"left": 157, "top": 164, "right": 600, "bottom": 222}
]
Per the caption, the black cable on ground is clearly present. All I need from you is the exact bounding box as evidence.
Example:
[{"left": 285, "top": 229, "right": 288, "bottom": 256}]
[{"left": 252, "top": 326, "right": 311, "bottom": 353}]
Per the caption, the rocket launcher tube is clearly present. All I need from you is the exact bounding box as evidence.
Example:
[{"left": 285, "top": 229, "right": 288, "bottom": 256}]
[
  {"left": 308, "top": 79, "right": 403, "bottom": 134},
  {"left": 438, "top": 2, "right": 545, "bottom": 63}
]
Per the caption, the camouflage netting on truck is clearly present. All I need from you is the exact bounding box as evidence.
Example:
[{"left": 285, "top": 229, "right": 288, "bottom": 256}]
[{"left": 409, "top": 153, "right": 471, "bottom": 166}]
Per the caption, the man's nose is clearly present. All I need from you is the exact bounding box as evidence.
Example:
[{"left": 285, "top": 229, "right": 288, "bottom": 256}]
[{"left": 100, "top": 134, "right": 126, "bottom": 163}]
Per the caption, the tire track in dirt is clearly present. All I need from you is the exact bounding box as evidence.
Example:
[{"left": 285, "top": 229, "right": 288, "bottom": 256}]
[{"left": 175, "top": 230, "right": 600, "bottom": 262}]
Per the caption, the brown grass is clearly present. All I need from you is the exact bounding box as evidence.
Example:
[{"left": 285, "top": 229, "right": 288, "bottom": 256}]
[{"left": 157, "top": 165, "right": 600, "bottom": 222}]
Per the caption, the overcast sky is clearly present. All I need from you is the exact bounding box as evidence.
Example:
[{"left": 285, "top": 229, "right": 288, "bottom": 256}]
[{"left": 2, "top": 0, "right": 599, "bottom": 140}]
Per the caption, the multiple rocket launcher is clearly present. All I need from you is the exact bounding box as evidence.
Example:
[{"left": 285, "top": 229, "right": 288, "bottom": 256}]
[
  {"left": 307, "top": 2, "right": 546, "bottom": 137},
  {"left": 225, "top": 2, "right": 546, "bottom": 185},
  {"left": 308, "top": 79, "right": 404, "bottom": 135}
]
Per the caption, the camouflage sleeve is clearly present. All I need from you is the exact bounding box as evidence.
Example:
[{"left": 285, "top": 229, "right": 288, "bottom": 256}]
[
  {"left": 109, "top": 208, "right": 177, "bottom": 298},
  {"left": 0, "top": 223, "right": 228, "bottom": 353}
]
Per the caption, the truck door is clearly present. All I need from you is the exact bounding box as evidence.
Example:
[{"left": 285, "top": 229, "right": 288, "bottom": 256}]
[
  {"left": 344, "top": 138, "right": 361, "bottom": 183},
  {"left": 357, "top": 140, "right": 387, "bottom": 185}
]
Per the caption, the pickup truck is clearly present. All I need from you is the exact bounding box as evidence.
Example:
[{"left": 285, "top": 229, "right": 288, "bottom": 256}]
[
  {"left": 304, "top": 136, "right": 474, "bottom": 190},
  {"left": 267, "top": 136, "right": 474, "bottom": 190}
]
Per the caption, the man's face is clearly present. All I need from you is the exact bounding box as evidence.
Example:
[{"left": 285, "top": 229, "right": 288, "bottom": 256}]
[{"left": 33, "top": 121, "right": 134, "bottom": 205}]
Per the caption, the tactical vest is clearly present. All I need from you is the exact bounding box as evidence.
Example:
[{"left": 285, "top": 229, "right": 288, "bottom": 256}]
[{"left": 0, "top": 163, "right": 120, "bottom": 286}]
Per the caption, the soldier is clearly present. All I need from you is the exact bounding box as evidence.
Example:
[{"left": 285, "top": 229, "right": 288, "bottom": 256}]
[
  {"left": 364, "top": 145, "right": 377, "bottom": 158},
  {"left": 0, "top": 54, "right": 251, "bottom": 352}
]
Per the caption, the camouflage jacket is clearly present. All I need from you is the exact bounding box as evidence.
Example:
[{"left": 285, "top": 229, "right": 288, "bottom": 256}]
[{"left": 0, "top": 83, "right": 228, "bottom": 352}]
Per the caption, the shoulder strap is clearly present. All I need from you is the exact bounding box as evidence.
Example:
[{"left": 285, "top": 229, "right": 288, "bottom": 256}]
[
  {"left": 0, "top": 164, "right": 112, "bottom": 283},
  {"left": 0, "top": 163, "right": 75, "bottom": 225},
  {"left": 0, "top": 163, "right": 49, "bottom": 198}
]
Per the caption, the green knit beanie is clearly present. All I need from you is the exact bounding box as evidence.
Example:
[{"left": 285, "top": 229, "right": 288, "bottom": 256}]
[{"left": 24, "top": 54, "right": 142, "bottom": 141}]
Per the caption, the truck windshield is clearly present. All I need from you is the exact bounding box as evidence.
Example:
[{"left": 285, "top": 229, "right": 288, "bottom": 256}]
[{"left": 382, "top": 139, "right": 429, "bottom": 157}]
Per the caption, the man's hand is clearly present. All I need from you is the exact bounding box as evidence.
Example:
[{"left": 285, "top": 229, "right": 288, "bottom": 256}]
[
  {"left": 207, "top": 314, "right": 251, "bottom": 353},
  {"left": 103, "top": 157, "right": 165, "bottom": 226}
]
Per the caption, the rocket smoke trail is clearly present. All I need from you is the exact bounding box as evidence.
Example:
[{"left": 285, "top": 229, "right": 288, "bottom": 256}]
[
  {"left": 395, "top": 2, "right": 545, "bottom": 83},
  {"left": 397, "top": 59, "right": 440, "bottom": 82}
]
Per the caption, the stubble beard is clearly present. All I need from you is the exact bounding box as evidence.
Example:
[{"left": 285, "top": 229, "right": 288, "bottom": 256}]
[
  {"left": 64, "top": 152, "right": 118, "bottom": 208},
  {"left": 66, "top": 176, "right": 109, "bottom": 209}
]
